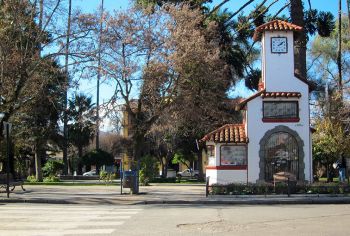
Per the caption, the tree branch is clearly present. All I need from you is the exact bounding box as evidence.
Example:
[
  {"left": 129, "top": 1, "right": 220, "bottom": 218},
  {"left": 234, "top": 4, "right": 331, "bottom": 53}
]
[
  {"left": 208, "top": 0, "right": 230, "bottom": 17},
  {"left": 225, "top": 0, "right": 256, "bottom": 23}
]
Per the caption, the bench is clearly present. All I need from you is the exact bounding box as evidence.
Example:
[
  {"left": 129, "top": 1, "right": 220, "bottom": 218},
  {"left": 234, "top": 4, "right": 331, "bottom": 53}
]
[{"left": 0, "top": 173, "right": 26, "bottom": 192}]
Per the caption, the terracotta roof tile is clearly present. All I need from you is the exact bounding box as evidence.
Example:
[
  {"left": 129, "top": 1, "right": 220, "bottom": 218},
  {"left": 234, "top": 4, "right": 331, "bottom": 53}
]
[
  {"left": 235, "top": 90, "right": 265, "bottom": 111},
  {"left": 261, "top": 92, "right": 302, "bottom": 98},
  {"left": 253, "top": 20, "right": 303, "bottom": 41},
  {"left": 256, "top": 20, "right": 303, "bottom": 32},
  {"left": 201, "top": 124, "right": 247, "bottom": 143}
]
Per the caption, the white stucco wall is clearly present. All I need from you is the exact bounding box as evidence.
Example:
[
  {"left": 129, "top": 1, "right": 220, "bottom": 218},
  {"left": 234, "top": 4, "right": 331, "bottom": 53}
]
[
  {"left": 263, "top": 31, "right": 297, "bottom": 92},
  {"left": 246, "top": 94, "right": 312, "bottom": 183},
  {"left": 206, "top": 169, "right": 247, "bottom": 185},
  {"left": 205, "top": 143, "right": 248, "bottom": 185}
]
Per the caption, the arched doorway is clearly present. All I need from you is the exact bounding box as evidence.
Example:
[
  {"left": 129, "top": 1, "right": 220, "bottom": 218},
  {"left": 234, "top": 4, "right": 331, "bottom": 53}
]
[
  {"left": 258, "top": 125, "right": 305, "bottom": 182},
  {"left": 264, "top": 132, "right": 299, "bottom": 181}
]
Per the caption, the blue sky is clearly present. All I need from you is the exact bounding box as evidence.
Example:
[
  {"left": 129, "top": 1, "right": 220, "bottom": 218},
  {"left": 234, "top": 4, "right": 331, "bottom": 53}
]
[{"left": 71, "top": 0, "right": 342, "bottom": 129}]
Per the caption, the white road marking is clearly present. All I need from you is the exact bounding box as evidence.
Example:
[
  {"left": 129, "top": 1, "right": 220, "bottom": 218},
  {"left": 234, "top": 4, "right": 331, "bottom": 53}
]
[
  {"left": 0, "top": 228, "right": 116, "bottom": 236},
  {"left": 0, "top": 221, "right": 124, "bottom": 229},
  {"left": 0, "top": 205, "right": 142, "bottom": 236}
]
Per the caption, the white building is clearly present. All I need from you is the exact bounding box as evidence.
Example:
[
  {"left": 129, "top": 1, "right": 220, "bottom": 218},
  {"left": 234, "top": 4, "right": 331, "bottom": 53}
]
[{"left": 202, "top": 20, "right": 313, "bottom": 185}]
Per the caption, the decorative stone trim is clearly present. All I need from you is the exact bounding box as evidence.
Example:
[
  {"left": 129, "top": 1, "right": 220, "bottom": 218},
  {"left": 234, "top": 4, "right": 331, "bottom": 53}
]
[{"left": 258, "top": 125, "right": 305, "bottom": 182}]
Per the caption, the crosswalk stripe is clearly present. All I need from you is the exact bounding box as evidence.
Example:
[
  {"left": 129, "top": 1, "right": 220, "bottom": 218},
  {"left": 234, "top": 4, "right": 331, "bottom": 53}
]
[
  {"left": 0, "top": 228, "right": 116, "bottom": 236},
  {"left": 0, "top": 215, "right": 132, "bottom": 222},
  {"left": 0, "top": 205, "right": 142, "bottom": 236},
  {"left": 1, "top": 211, "right": 140, "bottom": 215},
  {"left": 0, "top": 221, "right": 124, "bottom": 229},
  {"left": 0, "top": 207, "right": 143, "bottom": 211}
]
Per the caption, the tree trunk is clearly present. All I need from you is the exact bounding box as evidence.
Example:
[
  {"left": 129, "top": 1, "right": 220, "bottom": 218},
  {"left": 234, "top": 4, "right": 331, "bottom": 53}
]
[
  {"left": 34, "top": 140, "right": 44, "bottom": 182},
  {"left": 337, "top": 0, "right": 343, "bottom": 99},
  {"left": 160, "top": 156, "right": 166, "bottom": 178},
  {"left": 132, "top": 132, "right": 145, "bottom": 167},
  {"left": 290, "top": 0, "right": 307, "bottom": 79},
  {"left": 96, "top": 0, "right": 104, "bottom": 150},
  {"left": 9, "top": 140, "right": 15, "bottom": 177},
  {"left": 197, "top": 147, "right": 204, "bottom": 181},
  {"left": 347, "top": 0, "right": 350, "bottom": 33},
  {"left": 77, "top": 146, "right": 83, "bottom": 175},
  {"left": 163, "top": 162, "right": 168, "bottom": 179}
]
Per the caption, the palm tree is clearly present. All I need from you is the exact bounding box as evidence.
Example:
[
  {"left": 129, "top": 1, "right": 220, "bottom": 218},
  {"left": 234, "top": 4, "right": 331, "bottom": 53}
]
[
  {"left": 67, "top": 94, "right": 96, "bottom": 174},
  {"left": 290, "top": 0, "right": 306, "bottom": 78}
]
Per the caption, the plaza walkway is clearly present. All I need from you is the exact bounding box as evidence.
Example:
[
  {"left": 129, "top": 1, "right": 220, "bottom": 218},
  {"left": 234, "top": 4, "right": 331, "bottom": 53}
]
[{"left": 1, "top": 183, "right": 350, "bottom": 205}]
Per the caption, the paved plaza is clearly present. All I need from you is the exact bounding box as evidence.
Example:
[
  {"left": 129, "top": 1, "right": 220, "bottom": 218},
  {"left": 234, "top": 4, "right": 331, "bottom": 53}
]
[{"left": 1, "top": 183, "right": 350, "bottom": 205}]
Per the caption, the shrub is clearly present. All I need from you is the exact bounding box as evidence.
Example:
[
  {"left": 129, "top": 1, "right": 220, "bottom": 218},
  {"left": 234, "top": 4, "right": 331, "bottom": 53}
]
[
  {"left": 209, "top": 182, "right": 350, "bottom": 195},
  {"left": 139, "top": 155, "right": 158, "bottom": 186},
  {"left": 43, "top": 176, "right": 60, "bottom": 182},
  {"left": 26, "top": 175, "right": 38, "bottom": 183},
  {"left": 99, "top": 170, "right": 113, "bottom": 185},
  {"left": 42, "top": 160, "right": 64, "bottom": 177}
]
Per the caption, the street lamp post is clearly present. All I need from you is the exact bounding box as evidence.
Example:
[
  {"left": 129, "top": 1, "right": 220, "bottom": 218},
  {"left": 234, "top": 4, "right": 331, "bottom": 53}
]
[
  {"left": 4, "top": 122, "right": 11, "bottom": 198},
  {"left": 0, "top": 112, "right": 11, "bottom": 198}
]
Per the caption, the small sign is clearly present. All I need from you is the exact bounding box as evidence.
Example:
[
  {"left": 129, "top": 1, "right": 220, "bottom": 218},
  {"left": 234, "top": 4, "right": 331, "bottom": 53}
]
[{"left": 2, "top": 122, "right": 12, "bottom": 136}]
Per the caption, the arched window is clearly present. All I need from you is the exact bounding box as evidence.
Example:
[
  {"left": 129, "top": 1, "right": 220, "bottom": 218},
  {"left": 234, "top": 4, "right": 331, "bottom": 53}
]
[{"left": 265, "top": 132, "right": 299, "bottom": 181}]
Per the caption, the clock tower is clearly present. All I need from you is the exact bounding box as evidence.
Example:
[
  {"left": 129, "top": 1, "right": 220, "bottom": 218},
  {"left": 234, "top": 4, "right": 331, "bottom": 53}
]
[
  {"left": 253, "top": 20, "right": 303, "bottom": 92},
  {"left": 202, "top": 20, "right": 313, "bottom": 185}
]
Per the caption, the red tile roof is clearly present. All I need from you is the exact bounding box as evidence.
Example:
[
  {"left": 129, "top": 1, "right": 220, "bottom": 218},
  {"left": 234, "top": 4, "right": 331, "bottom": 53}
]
[
  {"left": 235, "top": 90, "right": 265, "bottom": 111},
  {"left": 261, "top": 92, "right": 301, "bottom": 98},
  {"left": 256, "top": 20, "right": 303, "bottom": 32},
  {"left": 201, "top": 124, "right": 247, "bottom": 143},
  {"left": 253, "top": 20, "right": 303, "bottom": 41},
  {"left": 235, "top": 89, "right": 303, "bottom": 111}
]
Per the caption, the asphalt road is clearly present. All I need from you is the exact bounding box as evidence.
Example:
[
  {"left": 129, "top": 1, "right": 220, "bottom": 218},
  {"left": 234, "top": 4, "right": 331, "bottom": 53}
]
[{"left": 1, "top": 203, "right": 349, "bottom": 236}]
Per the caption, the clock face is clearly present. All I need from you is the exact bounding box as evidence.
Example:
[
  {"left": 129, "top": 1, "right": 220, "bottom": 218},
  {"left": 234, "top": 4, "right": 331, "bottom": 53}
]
[{"left": 271, "top": 37, "right": 287, "bottom": 53}]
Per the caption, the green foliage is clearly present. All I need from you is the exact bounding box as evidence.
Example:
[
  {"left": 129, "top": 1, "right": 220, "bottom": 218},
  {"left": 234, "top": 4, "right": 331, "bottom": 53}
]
[
  {"left": 172, "top": 151, "right": 195, "bottom": 169},
  {"left": 67, "top": 93, "right": 96, "bottom": 157},
  {"left": 42, "top": 160, "right": 64, "bottom": 177},
  {"left": 135, "top": 0, "right": 210, "bottom": 8},
  {"left": 209, "top": 182, "right": 350, "bottom": 195},
  {"left": 313, "top": 118, "right": 350, "bottom": 165},
  {"left": 82, "top": 149, "right": 114, "bottom": 168},
  {"left": 99, "top": 170, "right": 114, "bottom": 185},
  {"left": 310, "top": 16, "right": 350, "bottom": 92},
  {"left": 43, "top": 176, "right": 60, "bottom": 183},
  {"left": 304, "top": 9, "right": 335, "bottom": 38},
  {"left": 26, "top": 175, "right": 38, "bottom": 183},
  {"left": 139, "top": 155, "right": 158, "bottom": 186}
]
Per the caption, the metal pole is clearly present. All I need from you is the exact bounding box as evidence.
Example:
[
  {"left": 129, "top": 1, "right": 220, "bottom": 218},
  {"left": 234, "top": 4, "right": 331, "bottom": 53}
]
[
  {"left": 120, "top": 161, "right": 123, "bottom": 195},
  {"left": 206, "top": 176, "right": 210, "bottom": 197},
  {"left": 63, "top": 0, "right": 72, "bottom": 175},
  {"left": 6, "top": 123, "right": 10, "bottom": 198}
]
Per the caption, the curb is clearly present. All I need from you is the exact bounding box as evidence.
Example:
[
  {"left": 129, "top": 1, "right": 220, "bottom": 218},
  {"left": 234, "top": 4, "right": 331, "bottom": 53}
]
[
  {"left": 0, "top": 198, "right": 73, "bottom": 204},
  {"left": 2, "top": 197, "right": 350, "bottom": 205}
]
